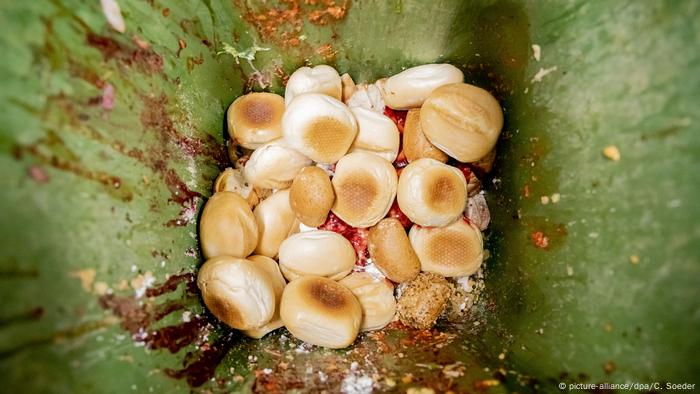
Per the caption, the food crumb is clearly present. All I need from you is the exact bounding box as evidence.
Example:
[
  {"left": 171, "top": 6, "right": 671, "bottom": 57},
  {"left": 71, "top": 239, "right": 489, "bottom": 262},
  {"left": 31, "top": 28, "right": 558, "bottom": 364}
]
[
  {"left": 384, "top": 378, "right": 396, "bottom": 388},
  {"left": 498, "top": 352, "right": 505, "bottom": 360},
  {"left": 532, "top": 44, "right": 541, "bottom": 61},
  {"left": 540, "top": 195, "right": 550, "bottom": 205},
  {"left": 566, "top": 265, "right": 574, "bottom": 276},
  {"left": 531, "top": 66, "right": 557, "bottom": 83},
  {"left": 603, "top": 145, "right": 620, "bottom": 161},
  {"left": 629, "top": 255, "right": 640, "bottom": 265},
  {"left": 551, "top": 193, "right": 561, "bottom": 203},
  {"left": 407, "top": 388, "right": 435, "bottom": 394},
  {"left": 531, "top": 231, "right": 549, "bottom": 249}
]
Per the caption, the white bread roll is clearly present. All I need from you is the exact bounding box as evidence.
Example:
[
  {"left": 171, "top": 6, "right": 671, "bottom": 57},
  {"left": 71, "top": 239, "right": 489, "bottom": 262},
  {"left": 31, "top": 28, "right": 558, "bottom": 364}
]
[
  {"left": 253, "top": 189, "right": 298, "bottom": 258},
  {"left": 199, "top": 192, "right": 258, "bottom": 259},
  {"left": 197, "top": 256, "right": 275, "bottom": 330},
  {"left": 380, "top": 64, "right": 463, "bottom": 109},
  {"left": 280, "top": 276, "right": 362, "bottom": 348},
  {"left": 420, "top": 82, "right": 503, "bottom": 162},
  {"left": 339, "top": 272, "right": 396, "bottom": 331},
  {"left": 243, "top": 139, "right": 312, "bottom": 189},
  {"left": 278, "top": 230, "right": 356, "bottom": 281},
  {"left": 243, "top": 255, "right": 287, "bottom": 338},
  {"left": 348, "top": 107, "right": 400, "bottom": 162},
  {"left": 409, "top": 219, "right": 484, "bottom": 277},
  {"left": 284, "top": 65, "right": 342, "bottom": 105},
  {"left": 397, "top": 158, "right": 467, "bottom": 227},
  {"left": 227, "top": 92, "right": 284, "bottom": 149},
  {"left": 331, "top": 152, "right": 397, "bottom": 228},
  {"left": 282, "top": 93, "right": 358, "bottom": 163}
]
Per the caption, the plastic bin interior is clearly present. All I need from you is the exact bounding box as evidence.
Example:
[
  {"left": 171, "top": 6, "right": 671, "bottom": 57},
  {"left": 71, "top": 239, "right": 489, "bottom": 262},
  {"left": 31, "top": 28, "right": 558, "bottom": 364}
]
[{"left": 0, "top": 0, "right": 698, "bottom": 392}]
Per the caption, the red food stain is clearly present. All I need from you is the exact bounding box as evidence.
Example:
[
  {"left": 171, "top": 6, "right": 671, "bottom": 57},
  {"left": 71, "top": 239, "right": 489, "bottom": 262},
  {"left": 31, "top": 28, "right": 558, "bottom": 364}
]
[
  {"left": 28, "top": 165, "right": 50, "bottom": 184},
  {"left": 386, "top": 199, "right": 413, "bottom": 228},
  {"left": 319, "top": 212, "right": 370, "bottom": 266},
  {"left": 531, "top": 231, "right": 549, "bottom": 249},
  {"left": 383, "top": 107, "right": 407, "bottom": 133},
  {"left": 452, "top": 161, "right": 472, "bottom": 180}
]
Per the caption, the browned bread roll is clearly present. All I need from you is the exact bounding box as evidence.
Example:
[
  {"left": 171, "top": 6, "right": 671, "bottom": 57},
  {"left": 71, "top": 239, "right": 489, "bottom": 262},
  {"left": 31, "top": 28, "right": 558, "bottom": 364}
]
[{"left": 367, "top": 218, "right": 420, "bottom": 283}]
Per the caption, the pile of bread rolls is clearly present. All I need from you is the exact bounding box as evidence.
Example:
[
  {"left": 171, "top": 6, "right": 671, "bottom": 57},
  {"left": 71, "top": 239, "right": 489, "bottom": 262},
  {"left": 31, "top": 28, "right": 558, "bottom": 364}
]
[{"left": 197, "top": 63, "right": 503, "bottom": 348}]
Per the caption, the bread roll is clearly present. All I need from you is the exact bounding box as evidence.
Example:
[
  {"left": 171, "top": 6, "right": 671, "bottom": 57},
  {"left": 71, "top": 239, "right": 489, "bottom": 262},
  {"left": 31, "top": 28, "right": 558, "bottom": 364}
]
[
  {"left": 284, "top": 65, "right": 342, "bottom": 105},
  {"left": 253, "top": 189, "right": 298, "bottom": 257},
  {"left": 282, "top": 93, "right": 358, "bottom": 163},
  {"left": 331, "top": 152, "right": 397, "bottom": 228},
  {"left": 409, "top": 219, "right": 484, "bottom": 277},
  {"left": 339, "top": 272, "right": 396, "bottom": 331},
  {"left": 289, "top": 166, "right": 335, "bottom": 227},
  {"left": 199, "top": 192, "right": 258, "bottom": 259},
  {"left": 397, "top": 158, "right": 467, "bottom": 227},
  {"left": 278, "top": 230, "right": 356, "bottom": 281},
  {"left": 280, "top": 276, "right": 362, "bottom": 348},
  {"left": 348, "top": 107, "right": 400, "bottom": 162},
  {"left": 420, "top": 83, "right": 503, "bottom": 162},
  {"left": 213, "top": 167, "right": 258, "bottom": 208},
  {"left": 197, "top": 256, "right": 275, "bottom": 330},
  {"left": 243, "top": 255, "right": 287, "bottom": 338},
  {"left": 243, "top": 139, "right": 312, "bottom": 189},
  {"left": 403, "top": 109, "right": 448, "bottom": 163},
  {"left": 227, "top": 92, "right": 284, "bottom": 149},
  {"left": 380, "top": 64, "right": 463, "bottom": 109},
  {"left": 367, "top": 218, "right": 420, "bottom": 283}
]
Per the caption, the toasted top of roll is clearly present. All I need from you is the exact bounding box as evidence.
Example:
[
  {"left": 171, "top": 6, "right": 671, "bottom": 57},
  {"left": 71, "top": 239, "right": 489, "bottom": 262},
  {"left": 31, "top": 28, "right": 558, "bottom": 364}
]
[
  {"left": 367, "top": 218, "right": 421, "bottom": 283},
  {"left": 331, "top": 152, "right": 398, "bottom": 228},
  {"left": 339, "top": 272, "right": 396, "bottom": 331},
  {"left": 284, "top": 65, "right": 342, "bottom": 105},
  {"left": 289, "top": 166, "right": 335, "bottom": 227},
  {"left": 280, "top": 275, "right": 362, "bottom": 348},
  {"left": 243, "top": 255, "right": 287, "bottom": 338},
  {"left": 253, "top": 189, "right": 298, "bottom": 258},
  {"left": 420, "top": 83, "right": 503, "bottom": 162},
  {"left": 278, "top": 230, "right": 356, "bottom": 281},
  {"left": 197, "top": 256, "right": 275, "bottom": 330},
  {"left": 409, "top": 219, "right": 484, "bottom": 277},
  {"left": 380, "top": 64, "right": 464, "bottom": 109},
  {"left": 282, "top": 93, "right": 358, "bottom": 163},
  {"left": 244, "top": 139, "right": 312, "bottom": 189},
  {"left": 347, "top": 107, "right": 400, "bottom": 162},
  {"left": 227, "top": 92, "right": 284, "bottom": 149},
  {"left": 397, "top": 158, "right": 467, "bottom": 227},
  {"left": 199, "top": 192, "right": 258, "bottom": 259},
  {"left": 403, "top": 109, "right": 448, "bottom": 163}
]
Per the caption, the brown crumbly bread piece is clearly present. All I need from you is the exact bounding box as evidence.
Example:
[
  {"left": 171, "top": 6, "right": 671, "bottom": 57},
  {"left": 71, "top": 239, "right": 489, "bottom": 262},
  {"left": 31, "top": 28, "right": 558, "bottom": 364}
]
[{"left": 397, "top": 272, "right": 452, "bottom": 329}]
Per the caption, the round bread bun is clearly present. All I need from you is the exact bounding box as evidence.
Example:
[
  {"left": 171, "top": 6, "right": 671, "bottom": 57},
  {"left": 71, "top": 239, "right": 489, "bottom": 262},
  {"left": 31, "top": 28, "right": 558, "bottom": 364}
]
[
  {"left": 289, "top": 166, "right": 335, "bottom": 227},
  {"left": 402, "top": 109, "right": 448, "bottom": 163},
  {"left": 367, "top": 218, "right": 421, "bottom": 283},
  {"left": 280, "top": 275, "right": 362, "bottom": 348},
  {"left": 284, "top": 65, "right": 342, "bottom": 105},
  {"left": 253, "top": 189, "right": 299, "bottom": 258},
  {"left": 420, "top": 83, "right": 503, "bottom": 162},
  {"left": 348, "top": 107, "right": 400, "bottom": 162},
  {"left": 397, "top": 158, "right": 467, "bottom": 227},
  {"left": 339, "top": 272, "right": 396, "bottom": 331},
  {"left": 197, "top": 256, "right": 275, "bottom": 330},
  {"left": 409, "top": 219, "right": 484, "bottom": 277},
  {"left": 380, "top": 64, "right": 463, "bottom": 109},
  {"left": 282, "top": 93, "right": 358, "bottom": 163},
  {"left": 331, "top": 152, "right": 397, "bottom": 228},
  {"left": 243, "top": 139, "right": 312, "bottom": 189},
  {"left": 278, "top": 230, "right": 356, "bottom": 281},
  {"left": 213, "top": 167, "right": 258, "bottom": 208},
  {"left": 199, "top": 192, "right": 258, "bottom": 259},
  {"left": 227, "top": 92, "right": 284, "bottom": 149},
  {"left": 243, "top": 255, "right": 287, "bottom": 338}
]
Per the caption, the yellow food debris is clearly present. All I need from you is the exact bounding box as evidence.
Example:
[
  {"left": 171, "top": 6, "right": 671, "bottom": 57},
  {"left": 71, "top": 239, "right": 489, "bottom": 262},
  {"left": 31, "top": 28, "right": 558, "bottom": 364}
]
[
  {"left": 69, "top": 269, "right": 96, "bottom": 292},
  {"left": 498, "top": 352, "right": 505, "bottom": 360},
  {"left": 630, "top": 255, "right": 640, "bottom": 264},
  {"left": 603, "top": 145, "right": 620, "bottom": 161},
  {"left": 407, "top": 388, "right": 435, "bottom": 394},
  {"left": 384, "top": 378, "right": 396, "bottom": 388},
  {"left": 540, "top": 196, "right": 550, "bottom": 205},
  {"left": 551, "top": 193, "right": 561, "bottom": 203}
]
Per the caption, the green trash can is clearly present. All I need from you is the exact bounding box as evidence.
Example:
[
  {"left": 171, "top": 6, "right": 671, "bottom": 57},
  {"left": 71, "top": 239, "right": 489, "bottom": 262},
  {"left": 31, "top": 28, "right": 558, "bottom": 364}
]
[{"left": 1, "top": 0, "right": 698, "bottom": 392}]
